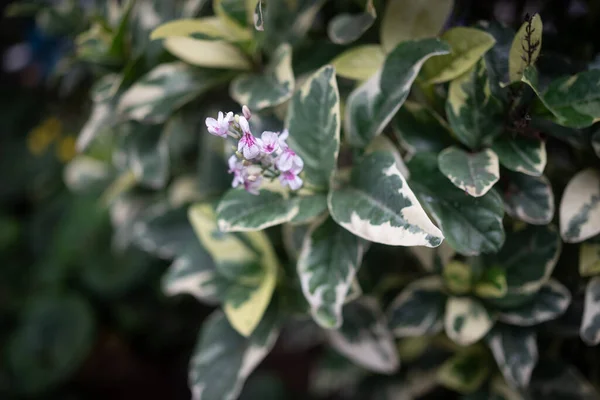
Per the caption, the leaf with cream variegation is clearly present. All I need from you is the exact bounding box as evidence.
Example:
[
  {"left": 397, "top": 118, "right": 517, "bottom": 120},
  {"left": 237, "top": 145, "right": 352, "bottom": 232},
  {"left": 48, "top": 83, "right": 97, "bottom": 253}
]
[
  {"left": 560, "top": 168, "right": 600, "bottom": 243},
  {"left": 445, "top": 296, "right": 494, "bottom": 346},
  {"left": 502, "top": 171, "right": 555, "bottom": 225},
  {"left": 581, "top": 277, "right": 600, "bottom": 345},
  {"left": 491, "top": 136, "right": 547, "bottom": 177},
  {"left": 438, "top": 147, "right": 500, "bottom": 197}
]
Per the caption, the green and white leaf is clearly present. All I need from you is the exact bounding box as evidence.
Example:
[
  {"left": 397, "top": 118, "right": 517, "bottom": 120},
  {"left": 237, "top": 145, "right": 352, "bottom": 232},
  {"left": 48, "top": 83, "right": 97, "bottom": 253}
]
[
  {"left": 286, "top": 65, "right": 340, "bottom": 190},
  {"left": 445, "top": 296, "right": 494, "bottom": 346},
  {"left": 408, "top": 153, "right": 505, "bottom": 256},
  {"left": 289, "top": 193, "right": 328, "bottom": 225},
  {"left": 118, "top": 62, "right": 230, "bottom": 123},
  {"left": 497, "top": 279, "right": 571, "bottom": 326},
  {"left": 486, "top": 324, "right": 538, "bottom": 388},
  {"left": 422, "top": 27, "right": 496, "bottom": 84},
  {"left": 188, "top": 309, "right": 279, "bottom": 400},
  {"left": 230, "top": 44, "right": 294, "bottom": 110},
  {"left": 151, "top": 16, "right": 251, "bottom": 43},
  {"left": 331, "top": 45, "right": 385, "bottom": 81},
  {"left": 438, "top": 147, "right": 499, "bottom": 197},
  {"left": 508, "top": 14, "right": 542, "bottom": 83},
  {"left": 503, "top": 171, "right": 554, "bottom": 225},
  {"left": 491, "top": 136, "right": 547, "bottom": 177},
  {"left": 580, "top": 243, "right": 600, "bottom": 277},
  {"left": 63, "top": 155, "right": 112, "bottom": 193},
  {"left": 327, "top": 298, "right": 399, "bottom": 374},
  {"left": 393, "top": 101, "right": 455, "bottom": 154},
  {"left": 380, "top": 0, "right": 454, "bottom": 53},
  {"left": 253, "top": 0, "right": 265, "bottom": 30},
  {"left": 77, "top": 102, "right": 115, "bottom": 151},
  {"left": 216, "top": 188, "right": 299, "bottom": 232},
  {"left": 297, "top": 216, "right": 366, "bottom": 329},
  {"left": 345, "top": 38, "right": 450, "bottom": 148},
  {"left": 328, "top": 150, "right": 444, "bottom": 247},
  {"left": 437, "top": 346, "right": 490, "bottom": 394},
  {"left": 581, "top": 277, "right": 600, "bottom": 345},
  {"left": 559, "top": 168, "right": 600, "bottom": 243},
  {"left": 446, "top": 60, "right": 504, "bottom": 149},
  {"left": 162, "top": 37, "right": 251, "bottom": 70},
  {"left": 327, "top": 0, "right": 376, "bottom": 45},
  {"left": 387, "top": 276, "right": 446, "bottom": 337}
]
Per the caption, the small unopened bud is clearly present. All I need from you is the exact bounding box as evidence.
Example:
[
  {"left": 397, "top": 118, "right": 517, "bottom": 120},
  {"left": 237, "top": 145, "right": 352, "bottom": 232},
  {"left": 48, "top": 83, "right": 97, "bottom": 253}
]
[{"left": 242, "top": 105, "right": 252, "bottom": 120}]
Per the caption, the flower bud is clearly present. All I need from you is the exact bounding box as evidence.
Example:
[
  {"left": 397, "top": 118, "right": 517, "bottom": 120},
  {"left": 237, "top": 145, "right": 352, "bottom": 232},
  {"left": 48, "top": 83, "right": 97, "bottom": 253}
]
[{"left": 242, "top": 105, "right": 252, "bottom": 120}]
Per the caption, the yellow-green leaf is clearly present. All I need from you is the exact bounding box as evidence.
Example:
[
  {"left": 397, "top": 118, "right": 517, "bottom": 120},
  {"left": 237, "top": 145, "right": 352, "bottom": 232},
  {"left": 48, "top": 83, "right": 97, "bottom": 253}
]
[
  {"left": 508, "top": 14, "right": 542, "bottom": 83},
  {"left": 331, "top": 45, "right": 385, "bottom": 81},
  {"left": 150, "top": 17, "right": 251, "bottom": 42},
  {"left": 163, "top": 37, "right": 252, "bottom": 70},
  {"left": 580, "top": 243, "right": 600, "bottom": 277},
  {"left": 423, "top": 27, "right": 496, "bottom": 84},
  {"left": 380, "top": 0, "right": 454, "bottom": 53},
  {"left": 443, "top": 260, "right": 472, "bottom": 295},
  {"left": 214, "top": 0, "right": 251, "bottom": 39}
]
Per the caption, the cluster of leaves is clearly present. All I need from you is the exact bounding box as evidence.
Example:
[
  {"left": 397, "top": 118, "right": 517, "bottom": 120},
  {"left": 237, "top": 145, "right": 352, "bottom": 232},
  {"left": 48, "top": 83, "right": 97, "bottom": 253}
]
[{"left": 12, "top": 0, "right": 600, "bottom": 399}]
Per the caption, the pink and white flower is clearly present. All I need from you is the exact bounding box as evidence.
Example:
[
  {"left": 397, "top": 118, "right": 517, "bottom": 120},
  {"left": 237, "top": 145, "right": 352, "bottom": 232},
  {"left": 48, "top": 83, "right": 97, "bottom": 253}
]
[
  {"left": 279, "top": 163, "right": 303, "bottom": 190},
  {"left": 238, "top": 116, "right": 251, "bottom": 134},
  {"left": 228, "top": 155, "right": 244, "bottom": 188},
  {"left": 278, "top": 129, "right": 289, "bottom": 149},
  {"left": 277, "top": 147, "right": 304, "bottom": 172},
  {"left": 238, "top": 132, "right": 262, "bottom": 159},
  {"left": 205, "top": 111, "right": 233, "bottom": 137},
  {"left": 261, "top": 131, "right": 279, "bottom": 154}
]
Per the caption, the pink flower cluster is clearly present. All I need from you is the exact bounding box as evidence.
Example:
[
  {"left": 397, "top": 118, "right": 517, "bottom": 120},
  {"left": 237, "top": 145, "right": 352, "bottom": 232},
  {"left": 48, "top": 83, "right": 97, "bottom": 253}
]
[{"left": 205, "top": 106, "right": 304, "bottom": 195}]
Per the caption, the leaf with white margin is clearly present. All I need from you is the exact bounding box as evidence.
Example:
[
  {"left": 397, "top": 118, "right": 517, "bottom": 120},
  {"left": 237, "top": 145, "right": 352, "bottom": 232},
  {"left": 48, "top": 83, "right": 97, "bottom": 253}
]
[
  {"left": 580, "top": 243, "right": 600, "bottom": 277},
  {"left": 285, "top": 65, "right": 340, "bottom": 190},
  {"left": 560, "top": 168, "right": 600, "bottom": 243},
  {"left": 230, "top": 44, "right": 294, "bottom": 110},
  {"left": 487, "top": 225, "right": 562, "bottom": 298},
  {"left": 502, "top": 171, "right": 554, "bottom": 225},
  {"left": 365, "top": 135, "right": 410, "bottom": 178},
  {"left": 188, "top": 307, "right": 279, "bottom": 400},
  {"left": 253, "top": 0, "right": 264, "bottom": 30},
  {"left": 445, "top": 296, "right": 494, "bottom": 346},
  {"left": 327, "top": 0, "right": 375, "bottom": 45},
  {"left": 189, "top": 203, "right": 277, "bottom": 337},
  {"left": 345, "top": 38, "right": 450, "bottom": 148},
  {"left": 422, "top": 27, "right": 496, "bottom": 84},
  {"left": 387, "top": 276, "right": 446, "bottom": 337},
  {"left": 497, "top": 279, "right": 571, "bottom": 326},
  {"left": 486, "top": 324, "right": 538, "bottom": 389},
  {"left": 438, "top": 147, "right": 500, "bottom": 197},
  {"left": 491, "top": 136, "right": 547, "bottom": 177},
  {"left": 150, "top": 17, "right": 251, "bottom": 43},
  {"left": 162, "top": 242, "right": 230, "bottom": 305},
  {"left": 508, "top": 14, "right": 542, "bottom": 83},
  {"left": 446, "top": 59, "right": 504, "bottom": 149},
  {"left": 437, "top": 346, "right": 490, "bottom": 394},
  {"left": 118, "top": 62, "right": 231, "bottom": 123},
  {"left": 408, "top": 153, "right": 505, "bottom": 256},
  {"left": 216, "top": 188, "right": 299, "bottom": 232},
  {"left": 327, "top": 297, "right": 399, "bottom": 374},
  {"left": 77, "top": 102, "right": 114, "bottom": 152},
  {"left": 380, "top": 0, "right": 454, "bottom": 53},
  {"left": 331, "top": 45, "right": 385, "bottom": 81},
  {"left": 328, "top": 150, "right": 444, "bottom": 247},
  {"left": 297, "top": 216, "right": 366, "bottom": 329},
  {"left": 163, "top": 37, "right": 251, "bottom": 70},
  {"left": 289, "top": 194, "right": 328, "bottom": 225},
  {"left": 393, "top": 101, "right": 455, "bottom": 154},
  {"left": 581, "top": 277, "right": 600, "bottom": 345}
]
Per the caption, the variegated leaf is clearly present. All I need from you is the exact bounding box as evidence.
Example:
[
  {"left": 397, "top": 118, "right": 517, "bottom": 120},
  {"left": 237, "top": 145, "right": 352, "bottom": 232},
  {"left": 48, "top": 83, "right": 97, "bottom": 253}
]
[
  {"left": 327, "top": 298, "right": 399, "bottom": 374},
  {"left": 478, "top": 20, "right": 514, "bottom": 94},
  {"left": 380, "top": 0, "right": 454, "bottom": 53},
  {"left": 289, "top": 193, "right": 328, "bottom": 225},
  {"left": 408, "top": 153, "right": 505, "bottom": 256},
  {"left": 446, "top": 60, "right": 504, "bottom": 149},
  {"left": 581, "top": 276, "right": 600, "bottom": 345},
  {"left": 188, "top": 308, "right": 279, "bottom": 400},
  {"left": 445, "top": 296, "right": 494, "bottom": 346},
  {"left": 437, "top": 346, "right": 490, "bottom": 394},
  {"left": 422, "top": 27, "right": 496, "bottom": 84},
  {"left": 64, "top": 156, "right": 112, "bottom": 193},
  {"left": 491, "top": 136, "right": 547, "bottom": 177},
  {"left": 487, "top": 225, "right": 562, "bottom": 298},
  {"left": 163, "top": 37, "right": 251, "bottom": 70},
  {"left": 345, "top": 38, "right": 450, "bottom": 148},
  {"left": 580, "top": 243, "right": 600, "bottom": 277},
  {"left": 438, "top": 147, "right": 500, "bottom": 197},
  {"left": 230, "top": 44, "right": 294, "bottom": 110},
  {"left": 387, "top": 276, "right": 446, "bottom": 337},
  {"left": 188, "top": 203, "right": 277, "bottom": 337},
  {"left": 216, "top": 188, "right": 299, "bottom": 232},
  {"left": 443, "top": 260, "right": 473, "bottom": 295},
  {"left": 497, "top": 279, "right": 571, "bottom": 326},
  {"left": 286, "top": 65, "right": 340, "bottom": 190},
  {"left": 393, "top": 101, "right": 454, "bottom": 154},
  {"left": 253, "top": 0, "right": 264, "bottom": 30},
  {"left": 331, "top": 45, "right": 385, "bottom": 81},
  {"left": 508, "top": 14, "right": 542, "bottom": 83},
  {"left": 486, "top": 324, "right": 538, "bottom": 389},
  {"left": 559, "top": 168, "right": 600, "bottom": 243},
  {"left": 118, "top": 62, "right": 231, "bottom": 123},
  {"left": 328, "top": 150, "right": 444, "bottom": 247},
  {"left": 297, "top": 216, "right": 366, "bottom": 329},
  {"left": 213, "top": 0, "right": 250, "bottom": 35},
  {"left": 503, "top": 171, "right": 554, "bottom": 225},
  {"left": 150, "top": 17, "right": 251, "bottom": 42},
  {"left": 327, "top": 0, "right": 375, "bottom": 45},
  {"left": 77, "top": 102, "right": 114, "bottom": 152}
]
